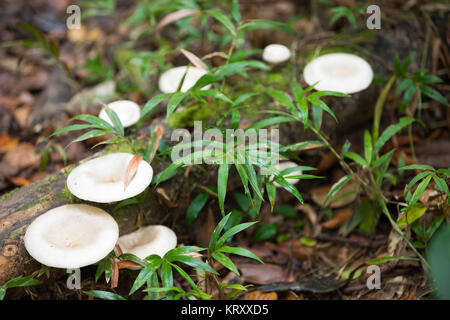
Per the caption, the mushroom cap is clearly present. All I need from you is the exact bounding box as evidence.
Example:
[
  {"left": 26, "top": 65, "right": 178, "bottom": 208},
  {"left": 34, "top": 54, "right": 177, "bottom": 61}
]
[
  {"left": 158, "top": 66, "right": 210, "bottom": 93},
  {"left": 99, "top": 100, "right": 141, "bottom": 128},
  {"left": 118, "top": 225, "right": 177, "bottom": 259},
  {"left": 67, "top": 153, "right": 153, "bottom": 203},
  {"left": 262, "top": 44, "right": 291, "bottom": 64},
  {"left": 24, "top": 204, "right": 119, "bottom": 269},
  {"left": 273, "top": 161, "right": 303, "bottom": 188},
  {"left": 303, "top": 53, "right": 373, "bottom": 94}
]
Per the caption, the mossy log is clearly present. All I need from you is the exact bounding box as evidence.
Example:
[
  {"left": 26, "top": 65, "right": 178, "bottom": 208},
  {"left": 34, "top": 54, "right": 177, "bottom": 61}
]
[{"left": 0, "top": 150, "right": 221, "bottom": 285}]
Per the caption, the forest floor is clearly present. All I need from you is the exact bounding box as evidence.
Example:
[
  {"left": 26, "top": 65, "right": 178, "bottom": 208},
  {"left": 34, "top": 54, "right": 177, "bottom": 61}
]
[{"left": 0, "top": 0, "right": 449, "bottom": 300}]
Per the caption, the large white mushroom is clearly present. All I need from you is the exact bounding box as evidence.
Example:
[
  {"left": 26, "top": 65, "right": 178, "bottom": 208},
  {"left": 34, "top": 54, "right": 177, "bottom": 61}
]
[
  {"left": 118, "top": 225, "right": 177, "bottom": 260},
  {"left": 273, "top": 161, "right": 303, "bottom": 188},
  {"left": 24, "top": 204, "right": 119, "bottom": 269},
  {"left": 262, "top": 44, "right": 291, "bottom": 65},
  {"left": 158, "top": 66, "right": 210, "bottom": 93},
  {"left": 99, "top": 100, "right": 141, "bottom": 128},
  {"left": 67, "top": 153, "right": 153, "bottom": 203},
  {"left": 303, "top": 53, "right": 373, "bottom": 94}
]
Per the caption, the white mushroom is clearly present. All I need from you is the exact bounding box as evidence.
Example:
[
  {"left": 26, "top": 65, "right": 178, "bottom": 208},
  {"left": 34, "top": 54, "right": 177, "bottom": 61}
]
[
  {"left": 99, "top": 100, "right": 141, "bottom": 128},
  {"left": 303, "top": 53, "right": 373, "bottom": 94},
  {"left": 158, "top": 66, "right": 211, "bottom": 93},
  {"left": 67, "top": 153, "right": 153, "bottom": 203},
  {"left": 262, "top": 44, "right": 291, "bottom": 65},
  {"left": 273, "top": 161, "right": 303, "bottom": 188},
  {"left": 118, "top": 225, "right": 177, "bottom": 260},
  {"left": 24, "top": 204, "right": 119, "bottom": 269}
]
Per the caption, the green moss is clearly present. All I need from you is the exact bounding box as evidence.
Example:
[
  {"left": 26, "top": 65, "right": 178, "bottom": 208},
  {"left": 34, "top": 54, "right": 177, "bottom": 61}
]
[
  {"left": 0, "top": 188, "right": 18, "bottom": 201},
  {"left": 58, "top": 185, "right": 77, "bottom": 203}
]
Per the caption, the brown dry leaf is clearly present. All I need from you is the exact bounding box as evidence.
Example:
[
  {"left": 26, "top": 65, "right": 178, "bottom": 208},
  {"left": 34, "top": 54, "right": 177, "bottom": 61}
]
[
  {"left": 201, "top": 51, "right": 228, "bottom": 60},
  {"left": 245, "top": 290, "right": 278, "bottom": 300},
  {"left": 310, "top": 179, "right": 360, "bottom": 208},
  {"left": 265, "top": 240, "right": 313, "bottom": 260},
  {"left": 0, "top": 135, "right": 19, "bottom": 152},
  {"left": 3, "top": 143, "right": 40, "bottom": 168},
  {"left": 156, "top": 187, "right": 177, "bottom": 207},
  {"left": 297, "top": 203, "right": 321, "bottom": 236},
  {"left": 123, "top": 155, "right": 142, "bottom": 191},
  {"left": 148, "top": 126, "right": 163, "bottom": 162},
  {"left": 14, "top": 105, "right": 31, "bottom": 128},
  {"left": 10, "top": 176, "right": 30, "bottom": 186},
  {"left": 157, "top": 9, "right": 200, "bottom": 30},
  {"left": 322, "top": 208, "right": 354, "bottom": 229},
  {"left": 179, "top": 48, "right": 207, "bottom": 70},
  {"left": 111, "top": 259, "right": 119, "bottom": 289},
  {"left": 238, "top": 263, "right": 284, "bottom": 285}
]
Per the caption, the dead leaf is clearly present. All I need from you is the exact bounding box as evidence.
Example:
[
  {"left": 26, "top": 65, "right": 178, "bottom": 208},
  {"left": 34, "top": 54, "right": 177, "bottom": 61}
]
[
  {"left": 10, "top": 176, "right": 30, "bottom": 186},
  {"left": 310, "top": 179, "right": 360, "bottom": 208},
  {"left": 157, "top": 9, "right": 200, "bottom": 30},
  {"left": 0, "top": 135, "right": 19, "bottom": 152},
  {"left": 265, "top": 240, "right": 313, "bottom": 260},
  {"left": 111, "top": 259, "right": 119, "bottom": 289},
  {"left": 3, "top": 143, "right": 40, "bottom": 168},
  {"left": 201, "top": 51, "right": 228, "bottom": 60},
  {"left": 245, "top": 290, "right": 278, "bottom": 300},
  {"left": 179, "top": 48, "right": 207, "bottom": 70},
  {"left": 148, "top": 126, "right": 163, "bottom": 162},
  {"left": 238, "top": 263, "right": 285, "bottom": 285},
  {"left": 14, "top": 105, "right": 31, "bottom": 128},
  {"left": 322, "top": 208, "right": 354, "bottom": 229},
  {"left": 123, "top": 155, "right": 142, "bottom": 191}
]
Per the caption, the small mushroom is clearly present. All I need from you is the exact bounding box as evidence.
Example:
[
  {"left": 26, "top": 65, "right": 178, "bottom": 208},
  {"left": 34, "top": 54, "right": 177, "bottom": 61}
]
[
  {"left": 67, "top": 153, "right": 153, "bottom": 203},
  {"left": 118, "top": 225, "right": 177, "bottom": 260},
  {"left": 273, "top": 161, "right": 303, "bottom": 188},
  {"left": 303, "top": 53, "right": 373, "bottom": 94},
  {"left": 24, "top": 204, "right": 119, "bottom": 268},
  {"left": 158, "top": 66, "right": 210, "bottom": 93},
  {"left": 262, "top": 44, "right": 291, "bottom": 65},
  {"left": 99, "top": 100, "right": 141, "bottom": 128}
]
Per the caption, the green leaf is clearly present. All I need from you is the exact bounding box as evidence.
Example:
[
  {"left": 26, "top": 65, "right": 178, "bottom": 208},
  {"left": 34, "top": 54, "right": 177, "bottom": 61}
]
[
  {"left": 84, "top": 290, "right": 126, "bottom": 300},
  {"left": 129, "top": 259, "right": 161, "bottom": 295},
  {"left": 50, "top": 124, "right": 98, "bottom": 137},
  {"left": 272, "top": 174, "right": 304, "bottom": 204},
  {"left": 420, "top": 85, "right": 449, "bottom": 106},
  {"left": 169, "top": 262, "right": 198, "bottom": 290},
  {"left": 206, "top": 10, "right": 236, "bottom": 36},
  {"left": 167, "top": 92, "right": 187, "bottom": 118},
  {"left": 374, "top": 117, "right": 415, "bottom": 154},
  {"left": 216, "top": 221, "right": 258, "bottom": 248},
  {"left": 164, "top": 246, "right": 204, "bottom": 260},
  {"left": 218, "top": 246, "right": 263, "bottom": 264},
  {"left": 169, "top": 255, "right": 218, "bottom": 275},
  {"left": 399, "top": 164, "right": 435, "bottom": 171},
  {"left": 426, "top": 216, "right": 445, "bottom": 241},
  {"left": 209, "top": 213, "right": 231, "bottom": 252},
  {"left": 248, "top": 116, "right": 294, "bottom": 130},
  {"left": 273, "top": 204, "right": 297, "bottom": 217},
  {"left": 323, "top": 174, "right": 353, "bottom": 207},
  {"left": 427, "top": 225, "right": 450, "bottom": 299},
  {"left": 231, "top": 0, "right": 241, "bottom": 23},
  {"left": 345, "top": 152, "right": 368, "bottom": 167},
  {"left": 364, "top": 130, "right": 373, "bottom": 165},
  {"left": 154, "top": 162, "right": 182, "bottom": 186},
  {"left": 212, "top": 251, "right": 240, "bottom": 275},
  {"left": 266, "top": 181, "right": 276, "bottom": 211},
  {"left": 366, "top": 256, "right": 419, "bottom": 265},
  {"left": 71, "top": 114, "right": 115, "bottom": 131},
  {"left": 141, "top": 93, "right": 172, "bottom": 119},
  {"left": 253, "top": 223, "right": 277, "bottom": 241},
  {"left": 71, "top": 129, "right": 110, "bottom": 144},
  {"left": 218, "top": 164, "right": 229, "bottom": 215},
  {"left": 408, "top": 175, "right": 432, "bottom": 209},
  {"left": 239, "top": 20, "right": 295, "bottom": 34},
  {"left": 104, "top": 106, "right": 124, "bottom": 136},
  {"left": 433, "top": 176, "right": 449, "bottom": 195},
  {"left": 266, "top": 88, "right": 295, "bottom": 111},
  {"left": 186, "top": 192, "right": 209, "bottom": 227},
  {"left": 397, "top": 205, "right": 427, "bottom": 229},
  {"left": 307, "top": 97, "right": 337, "bottom": 122}
]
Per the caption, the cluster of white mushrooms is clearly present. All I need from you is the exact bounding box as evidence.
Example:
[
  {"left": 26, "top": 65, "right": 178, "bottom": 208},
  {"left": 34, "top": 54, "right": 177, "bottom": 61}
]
[
  {"left": 24, "top": 42, "right": 374, "bottom": 271},
  {"left": 24, "top": 99, "right": 178, "bottom": 270}
]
